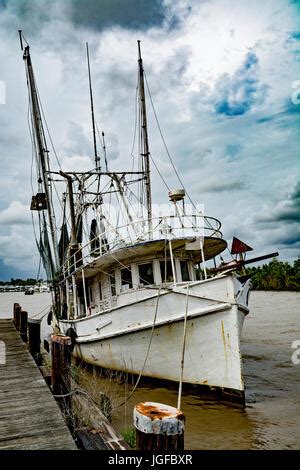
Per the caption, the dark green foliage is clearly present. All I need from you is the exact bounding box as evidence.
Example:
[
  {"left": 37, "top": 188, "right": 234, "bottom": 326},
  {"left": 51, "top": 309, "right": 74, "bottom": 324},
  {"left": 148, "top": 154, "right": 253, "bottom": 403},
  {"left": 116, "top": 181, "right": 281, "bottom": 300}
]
[
  {"left": 121, "top": 427, "right": 136, "bottom": 448},
  {"left": 0, "top": 278, "right": 43, "bottom": 286},
  {"left": 244, "top": 257, "right": 300, "bottom": 291}
]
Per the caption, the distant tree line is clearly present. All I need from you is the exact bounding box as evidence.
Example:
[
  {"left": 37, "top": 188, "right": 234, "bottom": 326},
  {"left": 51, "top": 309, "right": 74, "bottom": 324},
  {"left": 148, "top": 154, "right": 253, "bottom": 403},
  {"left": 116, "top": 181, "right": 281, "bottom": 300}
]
[
  {"left": 0, "top": 278, "right": 43, "bottom": 286},
  {"left": 244, "top": 258, "right": 300, "bottom": 291},
  {"left": 1, "top": 259, "right": 300, "bottom": 291}
]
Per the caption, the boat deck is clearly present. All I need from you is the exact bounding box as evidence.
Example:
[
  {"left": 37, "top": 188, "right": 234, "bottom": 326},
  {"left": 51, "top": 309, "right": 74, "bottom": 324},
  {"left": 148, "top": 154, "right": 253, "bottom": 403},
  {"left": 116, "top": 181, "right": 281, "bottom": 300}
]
[{"left": 0, "top": 319, "right": 76, "bottom": 450}]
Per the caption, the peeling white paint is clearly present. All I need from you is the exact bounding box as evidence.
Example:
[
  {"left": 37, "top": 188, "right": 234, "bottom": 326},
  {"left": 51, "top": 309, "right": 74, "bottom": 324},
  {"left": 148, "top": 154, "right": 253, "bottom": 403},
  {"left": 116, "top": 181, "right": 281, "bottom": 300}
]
[{"left": 133, "top": 402, "right": 185, "bottom": 435}]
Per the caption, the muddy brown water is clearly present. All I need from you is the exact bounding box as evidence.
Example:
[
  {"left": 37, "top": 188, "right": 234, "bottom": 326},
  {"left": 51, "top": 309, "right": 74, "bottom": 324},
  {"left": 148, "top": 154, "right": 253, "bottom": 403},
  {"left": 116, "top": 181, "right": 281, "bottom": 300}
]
[{"left": 1, "top": 290, "right": 299, "bottom": 449}]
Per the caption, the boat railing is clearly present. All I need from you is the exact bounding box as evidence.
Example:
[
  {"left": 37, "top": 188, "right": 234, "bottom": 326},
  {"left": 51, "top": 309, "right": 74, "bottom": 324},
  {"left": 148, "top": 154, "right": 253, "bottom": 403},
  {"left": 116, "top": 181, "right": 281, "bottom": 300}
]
[{"left": 60, "top": 214, "right": 223, "bottom": 278}]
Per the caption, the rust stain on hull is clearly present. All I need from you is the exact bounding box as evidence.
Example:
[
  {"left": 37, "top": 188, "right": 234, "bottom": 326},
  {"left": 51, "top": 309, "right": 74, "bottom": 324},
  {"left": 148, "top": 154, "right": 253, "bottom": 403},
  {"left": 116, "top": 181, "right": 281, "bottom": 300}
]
[{"left": 221, "top": 320, "right": 227, "bottom": 359}]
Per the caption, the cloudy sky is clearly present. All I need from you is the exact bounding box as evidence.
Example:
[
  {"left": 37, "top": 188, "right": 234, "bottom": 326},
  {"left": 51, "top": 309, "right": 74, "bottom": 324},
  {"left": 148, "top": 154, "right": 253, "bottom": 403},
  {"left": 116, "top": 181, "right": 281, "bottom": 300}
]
[{"left": 0, "top": 0, "right": 299, "bottom": 280}]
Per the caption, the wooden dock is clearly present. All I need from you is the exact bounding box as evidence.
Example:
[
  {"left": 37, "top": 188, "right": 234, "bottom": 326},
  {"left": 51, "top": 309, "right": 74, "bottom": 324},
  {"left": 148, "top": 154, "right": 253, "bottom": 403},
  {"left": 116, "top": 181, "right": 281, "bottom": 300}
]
[{"left": 0, "top": 319, "right": 77, "bottom": 450}]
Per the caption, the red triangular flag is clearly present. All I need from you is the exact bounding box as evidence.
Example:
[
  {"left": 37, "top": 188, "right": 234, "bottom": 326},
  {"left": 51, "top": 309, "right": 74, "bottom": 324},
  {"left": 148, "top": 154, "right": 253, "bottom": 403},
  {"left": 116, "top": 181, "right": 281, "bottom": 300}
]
[{"left": 231, "top": 237, "right": 253, "bottom": 255}]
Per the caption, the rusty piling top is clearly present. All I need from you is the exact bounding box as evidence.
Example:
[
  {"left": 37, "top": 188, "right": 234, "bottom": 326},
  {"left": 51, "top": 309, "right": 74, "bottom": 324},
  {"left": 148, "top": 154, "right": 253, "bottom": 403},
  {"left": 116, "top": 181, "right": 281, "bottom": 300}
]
[
  {"left": 51, "top": 334, "right": 72, "bottom": 346},
  {"left": 134, "top": 402, "right": 185, "bottom": 435}
]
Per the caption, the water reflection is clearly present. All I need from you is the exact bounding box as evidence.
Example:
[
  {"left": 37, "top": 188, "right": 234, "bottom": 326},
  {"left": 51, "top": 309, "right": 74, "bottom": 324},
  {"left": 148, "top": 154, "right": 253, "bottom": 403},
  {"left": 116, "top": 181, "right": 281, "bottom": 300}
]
[{"left": 77, "top": 366, "right": 257, "bottom": 450}]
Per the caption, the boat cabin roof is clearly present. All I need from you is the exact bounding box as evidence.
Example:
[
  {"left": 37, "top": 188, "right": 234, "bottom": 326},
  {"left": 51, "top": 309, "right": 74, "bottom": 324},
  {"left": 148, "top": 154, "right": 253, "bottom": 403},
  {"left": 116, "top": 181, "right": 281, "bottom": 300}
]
[{"left": 63, "top": 236, "right": 227, "bottom": 281}]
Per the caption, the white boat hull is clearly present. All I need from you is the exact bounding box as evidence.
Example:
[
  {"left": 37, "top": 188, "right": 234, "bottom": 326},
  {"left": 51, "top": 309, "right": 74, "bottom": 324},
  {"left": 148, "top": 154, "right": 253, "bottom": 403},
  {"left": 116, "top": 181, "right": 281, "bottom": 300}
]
[{"left": 58, "top": 274, "right": 250, "bottom": 402}]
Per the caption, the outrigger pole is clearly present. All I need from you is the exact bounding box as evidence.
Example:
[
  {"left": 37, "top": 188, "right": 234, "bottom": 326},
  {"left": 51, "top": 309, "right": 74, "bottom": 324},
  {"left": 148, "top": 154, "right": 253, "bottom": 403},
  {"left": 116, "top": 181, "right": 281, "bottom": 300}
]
[{"left": 210, "top": 252, "right": 279, "bottom": 274}]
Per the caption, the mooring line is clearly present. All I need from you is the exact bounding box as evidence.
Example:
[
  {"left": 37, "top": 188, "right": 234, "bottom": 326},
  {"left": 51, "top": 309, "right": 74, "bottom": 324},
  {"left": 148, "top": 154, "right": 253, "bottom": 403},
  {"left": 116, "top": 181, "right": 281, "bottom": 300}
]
[
  {"left": 177, "top": 283, "right": 190, "bottom": 410},
  {"left": 113, "top": 287, "right": 161, "bottom": 410}
]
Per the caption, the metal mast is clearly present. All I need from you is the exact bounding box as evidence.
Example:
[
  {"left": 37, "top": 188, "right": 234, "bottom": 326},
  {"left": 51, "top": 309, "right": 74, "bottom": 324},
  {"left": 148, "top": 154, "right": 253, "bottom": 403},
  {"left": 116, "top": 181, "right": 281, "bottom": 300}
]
[
  {"left": 86, "top": 42, "right": 100, "bottom": 172},
  {"left": 21, "top": 39, "right": 59, "bottom": 270},
  {"left": 137, "top": 40, "right": 152, "bottom": 234}
]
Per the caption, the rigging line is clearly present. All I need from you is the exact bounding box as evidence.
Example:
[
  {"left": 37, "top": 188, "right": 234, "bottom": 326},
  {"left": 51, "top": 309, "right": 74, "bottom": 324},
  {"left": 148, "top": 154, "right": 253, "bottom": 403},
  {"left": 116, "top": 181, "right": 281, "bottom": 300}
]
[
  {"left": 94, "top": 245, "right": 158, "bottom": 289},
  {"left": 36, "top": 250, "right": 42, "bottom": 280},
  {"left": 144, "top": 72, "right": 214, "bottom": 230},
  {"left": 28, "top": 102, "right": 45, "bottom": 278},
  {"left": 83, "top": 210, "right": 89, "bottom": 242},
  {"left": 113, "top": 287, "right": 161, "bottom": 410},
  {"left": 34, "top": 79, "right": 62, "bottom": 171},
  {"left": 86, "top": 42, "right": 100, "bottom": 172},
  {"left": 85, "top": 174, "right": 99, "bottom": 192},
  {"left": 124, "top": 184, "right": 148, "bottom": 213},
  {"left": 144, "top": 72, "right": 190, "bottom": 196},
  {"left": 130, "top": 73, "right": 139, "bottom": 174},
  {"left": 28, "top": 104, "right": 37, "bottom": 194},
  {"left": 226, "top": 246, "right": 235, "bottom": 261},
  {"left": 83, "top": 176, "right": 98, "bottom": 194},
  {"left": 51, "top": 177, "right": 64, "bottom": 211},
  {"left": 30, "top": 304, "right": 52, "bottom": 319},
  {"left": 95, "top": 121, "right": 108, "bottom": 172},
  {"left": 30, "top": 211, "right": 43, "bottom": 279},
  {"left": 28, "top": 66, "right": 60, "bottom": 267},
  {"left": 138, "top": 97, "right": 142, "bottom": 205},
  {"left": 177, "top": 283, "right": 189, "bottom": 410},
  {"left": 60, "top": 235, "right": 158, "bottom": 289},
  {"left": 27, "top": 83, "right": 41, "bottom": 183},
  {"left": 149, "top": 153, "right": 171, "bottom": 192},
  {"left": 51, "top": 179, "right": 66, "bottom": 229}
]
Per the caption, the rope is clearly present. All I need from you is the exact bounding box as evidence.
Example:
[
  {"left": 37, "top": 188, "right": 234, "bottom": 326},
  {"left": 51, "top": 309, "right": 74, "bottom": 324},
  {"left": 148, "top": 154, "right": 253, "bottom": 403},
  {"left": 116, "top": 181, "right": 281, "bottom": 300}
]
[
  {"left": 35, "top": 254, "right": 42, "bottom": 281},
  {"left": 35, "top": 81, "right": 62, "bottom": 171},
  {"left": 144, "top": 72, "right": 189, "bottom": 196},
  {"left": 130, "top": 72, "right": 139, "bottom": 171},
  {"left": 30, "top": 304, "right": 52, "bottom": 319},
  {"left": 113, "top": 288, "right": 161, "bottom": 409},
  {"left": 144, "top": 71, "right": 215, "bottom": 231},
  {"left": 52, "top": 387, "right": 96, "bottom": 402},
  {"left": 177, "top": 284, "right": 189, "bottom": 410}
]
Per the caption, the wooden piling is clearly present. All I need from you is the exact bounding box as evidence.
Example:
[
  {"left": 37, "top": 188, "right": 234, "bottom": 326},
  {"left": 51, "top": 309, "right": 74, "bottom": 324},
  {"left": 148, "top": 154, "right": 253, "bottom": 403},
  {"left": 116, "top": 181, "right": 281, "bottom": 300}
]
[
  {"left": 133, "top": 402, "right": 185, "bottom": 451},
  {"left": 13, "top": 303, "right": 20, "bottom": 328},
  {"left": 14, "top": 304, "right": 22, "bottom": 331},
  {"left": 19, "top": 310, "right": 28, "bottom": 342},
  {"left": 28, "top": 318, "right": 41, "bottom": 364},
  {"left": 51, "top": 334, "right": 72, "bottom": 410}
]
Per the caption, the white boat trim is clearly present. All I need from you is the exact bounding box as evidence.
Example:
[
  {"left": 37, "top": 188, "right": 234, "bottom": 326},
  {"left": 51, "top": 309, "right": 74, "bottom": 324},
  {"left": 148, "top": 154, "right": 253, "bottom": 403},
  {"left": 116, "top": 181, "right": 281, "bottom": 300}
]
[{"left": 74, "top": 301, "right": 237, "bottom": 343}]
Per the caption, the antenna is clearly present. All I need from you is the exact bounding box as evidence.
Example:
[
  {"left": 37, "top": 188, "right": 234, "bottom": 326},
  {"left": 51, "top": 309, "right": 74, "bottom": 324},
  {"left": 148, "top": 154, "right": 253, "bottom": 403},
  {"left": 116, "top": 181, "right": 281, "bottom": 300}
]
[{"left": 86, "top": 42, "right": 100, "bottom": 171}]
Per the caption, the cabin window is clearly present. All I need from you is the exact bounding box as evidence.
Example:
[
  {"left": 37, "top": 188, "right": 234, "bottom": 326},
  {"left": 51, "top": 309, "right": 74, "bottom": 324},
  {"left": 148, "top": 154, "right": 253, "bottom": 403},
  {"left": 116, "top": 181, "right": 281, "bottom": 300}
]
[
  {"left": 110, "top": 274, "right": 116, "bottom": 296},
  {"left": 98, "top": 281, "right": 103, "bottom": 301},
  {"left": 88, "top": 284, "right": 93, "bottom": 303},
  {"left": 180, "top": 261, "right": 191, "bottom": 281},
  {"left": 120, "top": 267, "right": 133, "bottom": 290},
  {"left": 160, "top": 260, "right": 174, "bottom": 283},
  {"left": 138, "top": 262, "right": 154, "bottom": 286},
  {"left": 76, "top": 282, "right": 85, "bottom": 316},
  {"left": 195, "top": 264, "right": 202, "bottom": 280}
]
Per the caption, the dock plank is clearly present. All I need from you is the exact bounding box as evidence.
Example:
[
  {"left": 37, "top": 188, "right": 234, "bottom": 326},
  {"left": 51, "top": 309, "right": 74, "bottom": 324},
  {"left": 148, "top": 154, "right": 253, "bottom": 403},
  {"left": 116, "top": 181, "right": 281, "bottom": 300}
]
[{"left": 0, "top": 319, "right": 76, "bottom": 450}]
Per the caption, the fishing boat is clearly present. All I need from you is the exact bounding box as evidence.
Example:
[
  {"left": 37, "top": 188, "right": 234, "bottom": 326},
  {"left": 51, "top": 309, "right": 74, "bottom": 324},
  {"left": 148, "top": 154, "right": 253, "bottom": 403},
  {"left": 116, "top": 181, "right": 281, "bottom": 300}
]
[{"left": 20, "top": 32, "right": 277, "bottom": 403}]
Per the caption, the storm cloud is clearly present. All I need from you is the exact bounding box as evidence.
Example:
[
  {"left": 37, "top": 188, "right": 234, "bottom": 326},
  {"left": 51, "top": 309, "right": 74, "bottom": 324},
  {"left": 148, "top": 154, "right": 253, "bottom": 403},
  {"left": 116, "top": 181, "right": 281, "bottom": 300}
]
[{"left": 0, "top": 0, "right": 299, "bottom": 279}]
